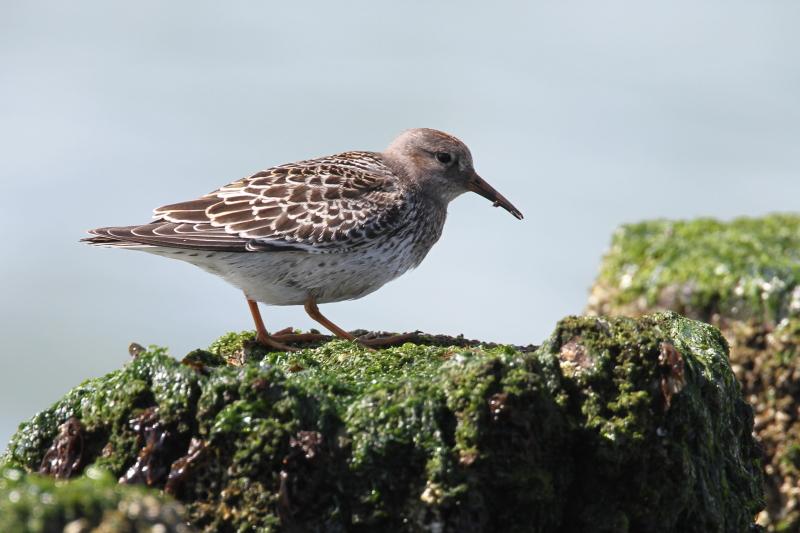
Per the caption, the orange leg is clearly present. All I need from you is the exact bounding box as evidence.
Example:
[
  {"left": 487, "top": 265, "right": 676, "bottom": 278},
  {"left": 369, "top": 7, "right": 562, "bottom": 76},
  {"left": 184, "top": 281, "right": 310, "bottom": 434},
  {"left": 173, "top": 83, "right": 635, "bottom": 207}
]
[
  {"left": 304, "top": 296, "right": 357, "bottom": 341},
  {"left": 303, "top": 295, "right": 415, "bottom": 347},
  {"left": 245, "top": 296, "right": 295, "bottom": 351}
]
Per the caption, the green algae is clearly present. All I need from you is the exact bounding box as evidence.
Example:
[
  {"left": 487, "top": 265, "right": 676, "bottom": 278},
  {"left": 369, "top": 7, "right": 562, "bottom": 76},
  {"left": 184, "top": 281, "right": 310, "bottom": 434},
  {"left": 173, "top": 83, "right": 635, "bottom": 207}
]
[
  {"left": 4, "top": 315, "right": 763, "bottom": 532},
  {"left": 548, "top": 313, "right": 762, "bottom": 532},
  {"left": 0, "top": 466, "right": 191, "bottom": 532},
  {"left": 588, "top": 213, "right": 800, "bottom": 531},
  {"left": 589, "top": 214, "right": 800, "bottom": 325}
]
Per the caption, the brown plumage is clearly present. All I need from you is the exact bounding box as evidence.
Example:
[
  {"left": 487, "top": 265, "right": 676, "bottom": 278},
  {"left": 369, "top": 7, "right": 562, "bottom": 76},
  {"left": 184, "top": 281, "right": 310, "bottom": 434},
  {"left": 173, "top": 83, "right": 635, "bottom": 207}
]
[{"left": 84, "top": 128, "right": 522, "bottom": 350}]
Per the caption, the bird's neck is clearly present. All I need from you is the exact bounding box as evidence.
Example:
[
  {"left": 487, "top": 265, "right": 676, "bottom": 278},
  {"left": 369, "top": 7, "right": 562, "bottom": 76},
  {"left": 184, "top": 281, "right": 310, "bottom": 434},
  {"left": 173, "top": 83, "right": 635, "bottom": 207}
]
[{"left": 414, "top": 178, "right": 466, "bottom": 209}]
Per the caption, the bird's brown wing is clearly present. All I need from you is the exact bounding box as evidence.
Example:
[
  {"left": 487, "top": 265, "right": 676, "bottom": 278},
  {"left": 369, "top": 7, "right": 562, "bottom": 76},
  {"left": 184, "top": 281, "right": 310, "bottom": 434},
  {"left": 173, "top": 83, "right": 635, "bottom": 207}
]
[{"left": 85, "top": 151, "right": 408, "bottom": 253}]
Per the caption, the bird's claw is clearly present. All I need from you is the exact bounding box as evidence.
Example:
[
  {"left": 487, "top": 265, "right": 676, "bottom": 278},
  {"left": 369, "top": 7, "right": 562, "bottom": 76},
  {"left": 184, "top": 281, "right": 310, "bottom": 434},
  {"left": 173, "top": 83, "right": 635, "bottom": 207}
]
[
  {"left": 355, "top": 332, "right": 416, "bottom": 348},
  {"left": 271, "top": 332, "right": 331, "bottom": 343},
  {"left": 255, "top": 333, "right": 297, "bottom": 352}
]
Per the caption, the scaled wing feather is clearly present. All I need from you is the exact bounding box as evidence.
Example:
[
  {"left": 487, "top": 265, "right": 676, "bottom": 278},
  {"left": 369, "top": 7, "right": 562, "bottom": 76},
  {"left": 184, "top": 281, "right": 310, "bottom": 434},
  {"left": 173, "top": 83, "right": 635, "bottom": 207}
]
[{"left": 87, "top": 152, "right": 408, "bottom": 253}]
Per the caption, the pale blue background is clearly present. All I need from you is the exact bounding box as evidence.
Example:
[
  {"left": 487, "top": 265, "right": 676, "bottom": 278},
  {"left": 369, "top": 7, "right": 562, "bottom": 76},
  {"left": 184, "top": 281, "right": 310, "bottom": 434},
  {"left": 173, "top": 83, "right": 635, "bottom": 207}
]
[{"left": 2, "top": 1, "right": 799, "bottom": 448}]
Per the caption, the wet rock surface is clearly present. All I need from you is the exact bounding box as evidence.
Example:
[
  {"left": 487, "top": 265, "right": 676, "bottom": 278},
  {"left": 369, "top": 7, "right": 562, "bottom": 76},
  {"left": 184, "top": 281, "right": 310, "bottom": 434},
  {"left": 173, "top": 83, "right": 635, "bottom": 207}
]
[
  {"left": 2, "top": 315, "right": 763, "bottom": 532},
  {"left": 588, "top": 213, "right": 800, "bottom": 531},
  {"left": 38, "top": 417, "right": 85, "bottom": 479}
]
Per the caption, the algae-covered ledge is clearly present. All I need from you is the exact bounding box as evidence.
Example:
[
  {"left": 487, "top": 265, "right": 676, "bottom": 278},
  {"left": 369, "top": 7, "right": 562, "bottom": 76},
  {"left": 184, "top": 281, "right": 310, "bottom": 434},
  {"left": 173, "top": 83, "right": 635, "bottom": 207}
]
[
  {"left": 588, "top": 213, "right": 800, "bottom": 532},
  {"left": 0, "top": 466, "right": 192, "bottom": 532},
  {"left": 2, "top": 313, "right": 764, "bottom": 532},
  {"left": 588, "top": 213, "right": 800, "bottom": 325}
]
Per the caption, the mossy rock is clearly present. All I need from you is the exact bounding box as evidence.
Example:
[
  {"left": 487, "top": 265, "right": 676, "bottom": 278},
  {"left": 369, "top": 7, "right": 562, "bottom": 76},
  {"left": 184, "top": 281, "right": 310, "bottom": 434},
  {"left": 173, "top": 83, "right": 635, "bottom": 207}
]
[
  {"left": 3, "top": 314, "right": 763, "bottom": 532},
  {"left": 588, "top": 214, "right": 800, "bottom": 531},
  {"left": 0, "top": 466, "right": 192, "bottom": 532},
  {"left": 588, "top": 213, "right": 800, "bottom": 325}
]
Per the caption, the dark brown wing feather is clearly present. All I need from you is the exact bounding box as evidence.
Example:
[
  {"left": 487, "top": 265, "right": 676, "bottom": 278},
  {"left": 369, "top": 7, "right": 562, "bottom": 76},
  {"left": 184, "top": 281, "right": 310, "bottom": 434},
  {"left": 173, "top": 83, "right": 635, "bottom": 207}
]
[
  {"left": 85, "top": 151, "right": 408, "bottom": 253},
  {"left": 83, "top": 222, "right": 286, "bottom": 251}
]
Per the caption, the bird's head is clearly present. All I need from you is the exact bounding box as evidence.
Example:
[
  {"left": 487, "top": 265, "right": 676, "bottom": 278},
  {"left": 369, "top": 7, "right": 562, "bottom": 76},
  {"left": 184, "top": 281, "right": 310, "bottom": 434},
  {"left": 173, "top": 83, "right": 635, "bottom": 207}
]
[{"left": 383, "top": 128, "right": 523, "bottom": 220}]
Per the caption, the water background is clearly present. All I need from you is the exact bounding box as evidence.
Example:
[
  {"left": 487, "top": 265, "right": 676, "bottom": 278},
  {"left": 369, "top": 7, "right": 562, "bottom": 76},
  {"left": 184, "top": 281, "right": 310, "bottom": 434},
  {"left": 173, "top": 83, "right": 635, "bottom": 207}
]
[{"left": 2, "top": 1, "right": 799, "bottom": 447}]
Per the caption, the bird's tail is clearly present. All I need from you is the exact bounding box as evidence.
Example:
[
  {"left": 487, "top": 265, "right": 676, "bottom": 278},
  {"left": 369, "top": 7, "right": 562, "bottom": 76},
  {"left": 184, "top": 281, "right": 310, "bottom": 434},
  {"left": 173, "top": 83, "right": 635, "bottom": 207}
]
[{"left": 82, "top": 227, "right": 155, "bottom": 248}]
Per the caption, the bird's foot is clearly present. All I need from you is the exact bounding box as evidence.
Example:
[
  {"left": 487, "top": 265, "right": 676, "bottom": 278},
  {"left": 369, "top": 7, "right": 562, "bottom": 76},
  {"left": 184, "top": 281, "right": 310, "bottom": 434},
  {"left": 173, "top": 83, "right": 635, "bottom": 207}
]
[
  {"left": 255, "top": 332, "right": 297, "bottom": 352},
  {"left": 355, "top": 332, "right": 417, "bottom": 348},
  {"left": 270, "top": 326, "right": 332, "bottom": 343},
  {"left": 271, "top": 332, "right": 332, "bottom": 343},
  {"left": 259, "top": 326, "right": 414, "bottom": 351}
]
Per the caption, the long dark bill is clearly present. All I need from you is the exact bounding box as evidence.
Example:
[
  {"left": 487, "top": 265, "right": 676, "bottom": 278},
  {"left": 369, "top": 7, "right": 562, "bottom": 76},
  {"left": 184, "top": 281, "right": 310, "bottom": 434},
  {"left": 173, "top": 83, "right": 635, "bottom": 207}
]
[{"left": 466, "top": 172, "right": 524, "bottom": 220}]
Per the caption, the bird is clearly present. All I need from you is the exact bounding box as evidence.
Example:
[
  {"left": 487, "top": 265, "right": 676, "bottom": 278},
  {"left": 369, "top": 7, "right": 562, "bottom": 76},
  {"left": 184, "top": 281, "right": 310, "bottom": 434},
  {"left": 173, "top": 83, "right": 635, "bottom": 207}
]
[{"left": 84, "top": 128, "right": 523, "bottom": 350}]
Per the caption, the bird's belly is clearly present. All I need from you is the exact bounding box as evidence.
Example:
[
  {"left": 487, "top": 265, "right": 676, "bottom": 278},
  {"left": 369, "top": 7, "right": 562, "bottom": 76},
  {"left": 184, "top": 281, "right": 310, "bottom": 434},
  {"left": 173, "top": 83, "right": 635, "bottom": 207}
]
[{"left": 154, "top": 244, "right": 420, "bottom": 306}]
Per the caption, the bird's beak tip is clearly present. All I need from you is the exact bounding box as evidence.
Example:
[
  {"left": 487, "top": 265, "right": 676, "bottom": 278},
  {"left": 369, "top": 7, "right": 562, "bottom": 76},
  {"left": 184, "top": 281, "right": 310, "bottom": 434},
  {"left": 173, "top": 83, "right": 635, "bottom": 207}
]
[{"left": 468, "top": 173, "right": 523, "bottom": 221}]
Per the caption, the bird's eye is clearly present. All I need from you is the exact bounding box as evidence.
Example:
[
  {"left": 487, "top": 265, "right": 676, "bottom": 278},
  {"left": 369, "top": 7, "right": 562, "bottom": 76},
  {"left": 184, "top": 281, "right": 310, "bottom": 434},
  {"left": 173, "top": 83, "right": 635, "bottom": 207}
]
[{"left": 435, "top": 152, "right": 452, "bottom": 164}]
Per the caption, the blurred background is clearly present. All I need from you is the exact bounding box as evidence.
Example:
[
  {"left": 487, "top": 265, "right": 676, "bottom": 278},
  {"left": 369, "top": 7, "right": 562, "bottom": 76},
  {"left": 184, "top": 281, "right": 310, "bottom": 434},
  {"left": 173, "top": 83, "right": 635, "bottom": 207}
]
[{"left": 1, "top": 1, "right": 799, "bottom": 448}]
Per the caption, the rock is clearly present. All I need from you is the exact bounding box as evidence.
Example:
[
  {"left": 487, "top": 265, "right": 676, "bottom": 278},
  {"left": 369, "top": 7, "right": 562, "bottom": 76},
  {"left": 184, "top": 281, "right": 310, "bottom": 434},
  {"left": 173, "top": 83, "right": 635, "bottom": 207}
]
[
  {"left": 0, "top": 465, "right": 193, "bottom": 532},
  {"left": 1, "top": 315, "right": 762, "bottom": 532},
  {"left": 587, "top": 214, "right": 800, "bottom": 531},
  {"left": 587, "top": 214, "right": 800, "bottom": 325}
]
